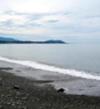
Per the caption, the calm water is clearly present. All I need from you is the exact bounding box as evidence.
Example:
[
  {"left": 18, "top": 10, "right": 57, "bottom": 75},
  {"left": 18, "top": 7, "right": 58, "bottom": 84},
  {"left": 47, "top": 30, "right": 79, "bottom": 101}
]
[{"left": 0, "top": 44, "right": 100, "bottom": 75}]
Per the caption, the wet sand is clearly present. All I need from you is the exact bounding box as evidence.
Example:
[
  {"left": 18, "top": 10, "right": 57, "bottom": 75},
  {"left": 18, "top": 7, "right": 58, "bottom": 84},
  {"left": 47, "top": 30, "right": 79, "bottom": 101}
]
[{"left": 0, "top": 67, "right": 100, "bottom": 109}]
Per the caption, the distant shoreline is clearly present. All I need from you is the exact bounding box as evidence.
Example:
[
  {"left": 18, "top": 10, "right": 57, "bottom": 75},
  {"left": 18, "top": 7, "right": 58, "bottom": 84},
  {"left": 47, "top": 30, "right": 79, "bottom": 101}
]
[
  {"left": 0, "top": 43, "right": 66, "bottom": 44},
  {"left": 0, "top": 37, "right": 66, "bottom": 44}
]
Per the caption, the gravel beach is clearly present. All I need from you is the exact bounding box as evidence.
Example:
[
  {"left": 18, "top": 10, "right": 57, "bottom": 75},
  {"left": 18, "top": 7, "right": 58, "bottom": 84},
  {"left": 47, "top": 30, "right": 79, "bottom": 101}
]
[{"left": 0, "top": 67, "right": 100, "bottom": 109}]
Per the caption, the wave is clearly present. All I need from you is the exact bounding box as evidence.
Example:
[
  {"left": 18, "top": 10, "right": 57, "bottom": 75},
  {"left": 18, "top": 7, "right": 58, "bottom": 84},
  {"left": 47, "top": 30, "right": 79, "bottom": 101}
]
[{"left": 0, "top": 56, "right": 100, "bottom": 80}]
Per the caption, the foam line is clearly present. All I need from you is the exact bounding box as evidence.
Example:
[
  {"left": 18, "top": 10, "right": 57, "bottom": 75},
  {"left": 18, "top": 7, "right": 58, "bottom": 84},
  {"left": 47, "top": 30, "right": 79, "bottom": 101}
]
[{"left": 0, "top": 56, "right": 100, "bottom": 80}]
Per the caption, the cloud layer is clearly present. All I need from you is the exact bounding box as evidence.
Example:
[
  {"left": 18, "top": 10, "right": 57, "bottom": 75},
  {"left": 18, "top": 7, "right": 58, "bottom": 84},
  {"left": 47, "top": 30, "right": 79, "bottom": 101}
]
[{"left": 0, "top": 0, "right": 100, "bottom": 41}]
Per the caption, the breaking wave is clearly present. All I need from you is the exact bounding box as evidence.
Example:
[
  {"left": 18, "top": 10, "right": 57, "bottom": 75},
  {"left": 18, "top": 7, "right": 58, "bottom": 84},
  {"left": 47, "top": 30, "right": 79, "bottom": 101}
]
[{"left": 0, "top": 56, "right": 100, "bottom": 80}]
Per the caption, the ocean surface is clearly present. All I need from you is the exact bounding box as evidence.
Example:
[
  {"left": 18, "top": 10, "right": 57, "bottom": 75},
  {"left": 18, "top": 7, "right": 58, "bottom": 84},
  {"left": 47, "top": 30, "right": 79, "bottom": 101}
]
[{"left": 0, "top": 43, "right": 100, "bottom": 80}]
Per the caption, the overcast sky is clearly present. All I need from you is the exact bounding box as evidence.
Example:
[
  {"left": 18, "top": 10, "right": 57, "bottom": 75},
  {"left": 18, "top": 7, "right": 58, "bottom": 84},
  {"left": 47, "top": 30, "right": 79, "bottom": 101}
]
[{"left": 0, "top": 0, "right": 100, "bottom": 42}]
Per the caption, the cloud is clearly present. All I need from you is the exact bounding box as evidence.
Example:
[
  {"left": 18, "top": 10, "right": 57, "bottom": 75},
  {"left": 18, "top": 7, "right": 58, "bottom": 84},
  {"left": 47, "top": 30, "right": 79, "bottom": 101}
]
[
  {"left": 0, "top": 0, "right": 80, "bottom": 13},
  {"left": 0, "top": 10, "right": 100, "bottom": 38},
  {"left": 0, "top": 0, "right": 100, "bottom": 41},
  {"left": 0, "top": 12, "right": 28, "bottom": 26},
  {"left": 0, "top": 10, "right": 73, "bottom": 35},
  {"left": 0, "top": 11, "right": 50, "bottom": 35},
  {"left": 46, "top": 20, "right": 59, "bottom": 23},
  {"left": 0, "top": 27, "right": 48, "bottom": 36},
  {"left": 81, "top": 17, "right": 100, "bottom": 28}
]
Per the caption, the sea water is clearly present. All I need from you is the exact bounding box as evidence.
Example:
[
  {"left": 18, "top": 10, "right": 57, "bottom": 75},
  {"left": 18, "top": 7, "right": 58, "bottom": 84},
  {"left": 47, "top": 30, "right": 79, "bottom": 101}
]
[{"left": 0, "top": 43, "right": 100, "bottom": 80}]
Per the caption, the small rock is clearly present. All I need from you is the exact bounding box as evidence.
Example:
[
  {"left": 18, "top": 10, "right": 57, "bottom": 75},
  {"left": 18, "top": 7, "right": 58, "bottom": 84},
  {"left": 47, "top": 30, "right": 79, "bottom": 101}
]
[
  {"left": 57, "top": 88, "right": 65, "bottom": 93},
  {"left": 13, "top": 85, "right": 20, "bottom": 90}
]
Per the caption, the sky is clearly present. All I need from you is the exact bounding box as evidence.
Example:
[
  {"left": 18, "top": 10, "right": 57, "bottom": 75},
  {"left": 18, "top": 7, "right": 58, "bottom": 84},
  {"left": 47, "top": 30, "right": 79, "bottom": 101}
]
[{"left": 0, "top": 0, "right": 100, "bottom": 42}]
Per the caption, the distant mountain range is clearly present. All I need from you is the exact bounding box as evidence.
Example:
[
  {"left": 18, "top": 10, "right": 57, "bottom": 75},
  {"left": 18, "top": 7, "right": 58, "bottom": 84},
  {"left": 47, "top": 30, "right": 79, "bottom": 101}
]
[{"left": 0, "top": 37, "right": 66, "bottom": 44}]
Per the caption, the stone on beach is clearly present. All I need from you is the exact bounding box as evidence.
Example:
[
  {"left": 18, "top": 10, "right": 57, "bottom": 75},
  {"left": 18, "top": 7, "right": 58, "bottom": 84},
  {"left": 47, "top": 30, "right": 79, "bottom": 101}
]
[
  {"left": 13, "top": 85, "right": 20, "bottom": 90},
  {"left": 57, "top": 88, "right": 65, "bottom": 93}
]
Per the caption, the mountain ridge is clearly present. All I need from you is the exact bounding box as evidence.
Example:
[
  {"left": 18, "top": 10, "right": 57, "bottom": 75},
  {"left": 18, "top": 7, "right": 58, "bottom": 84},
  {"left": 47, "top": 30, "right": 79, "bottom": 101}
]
[{"left": 0, "top": 36, "right": 66, "bottom": 44}]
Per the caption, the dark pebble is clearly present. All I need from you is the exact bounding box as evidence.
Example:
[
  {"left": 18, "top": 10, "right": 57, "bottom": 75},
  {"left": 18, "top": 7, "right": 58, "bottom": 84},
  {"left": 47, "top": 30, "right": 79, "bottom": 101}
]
[
  {"left": 13, "top": 85, "right": 20, "bottom": 90},
  {"left": 57, "top": 88, "right": 65, "bottom": 93}
]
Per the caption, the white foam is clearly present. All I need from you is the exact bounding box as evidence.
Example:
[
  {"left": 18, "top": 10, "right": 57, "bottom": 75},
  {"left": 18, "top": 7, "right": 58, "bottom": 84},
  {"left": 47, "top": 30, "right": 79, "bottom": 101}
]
[{"left": 0, "top": 56, "right": 100, "bottom": 80}]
